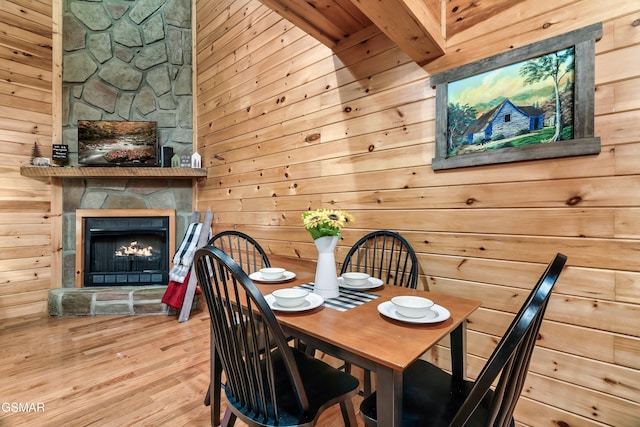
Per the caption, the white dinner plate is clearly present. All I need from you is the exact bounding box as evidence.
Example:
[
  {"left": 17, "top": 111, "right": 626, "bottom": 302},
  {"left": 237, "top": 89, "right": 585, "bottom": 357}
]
[
  {"left": 265, "top": 292, "right": 324, "bottom": 312},
  {"left": 377, "top": 301, "right": 450, "bottom": 324},
  {"left": 338, "top": 276, "right": 384, "bottom": 290},
  {"left": 249, "top": 271, "right": 296, "bottom": 283}
]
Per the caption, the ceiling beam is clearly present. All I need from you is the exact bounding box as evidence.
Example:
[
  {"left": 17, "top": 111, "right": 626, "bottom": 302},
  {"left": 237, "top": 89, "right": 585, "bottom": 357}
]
[
  {"left": 259, "top": 0, "right": 340, "bottom": 48},
  {"left": 258, "top": 0, "right": 446, "bottom": 66},
  {"left": 350, "top": 0, "right": 445, "bottom": 65}
]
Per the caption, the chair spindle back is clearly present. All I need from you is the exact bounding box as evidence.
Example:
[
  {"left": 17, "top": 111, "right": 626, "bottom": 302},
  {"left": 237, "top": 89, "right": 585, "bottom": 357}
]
[
  {"left": 341, "top": 230, "right": 418, "bottom": 288},
  {"left": 209, "top": 230, "right": 270, "bottom": 275}
]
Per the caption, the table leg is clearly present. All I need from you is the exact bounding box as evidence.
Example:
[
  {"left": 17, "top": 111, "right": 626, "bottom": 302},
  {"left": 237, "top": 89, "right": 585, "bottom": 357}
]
[
  {"left": 450, "top": 321, "right": 467, "bottom": 380},
  {"left": 375, "top": 366, "right": 403, "bottom": 426}
]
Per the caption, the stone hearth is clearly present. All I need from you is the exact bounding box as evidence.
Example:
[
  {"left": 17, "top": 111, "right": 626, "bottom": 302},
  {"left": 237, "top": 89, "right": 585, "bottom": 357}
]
[{"left": 48, "top": 286, "right": 200, "bottom": 316}]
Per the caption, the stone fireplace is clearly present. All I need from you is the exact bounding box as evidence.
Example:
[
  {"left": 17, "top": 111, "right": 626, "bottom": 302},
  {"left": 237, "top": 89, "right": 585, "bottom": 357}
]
[
  {"left": 46, "top": 0, "right": 200, "bottom": 316},
  {"left": 48, "top": 178, "right": 196, "bottom": 317}
]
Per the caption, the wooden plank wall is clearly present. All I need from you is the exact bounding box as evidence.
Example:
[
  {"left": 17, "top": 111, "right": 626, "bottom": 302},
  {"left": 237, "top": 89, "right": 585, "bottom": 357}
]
[
  {"left": 0, "top": 0, "right": 53, "bottom": 319},
  {"left": 195, "top": 0, "right": 640, "bottom": 425}
]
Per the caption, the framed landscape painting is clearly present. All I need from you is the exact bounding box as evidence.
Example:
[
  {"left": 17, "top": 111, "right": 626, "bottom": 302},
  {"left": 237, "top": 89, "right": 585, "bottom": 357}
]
[
  {"left": 430, "top": 23, "right": 602, "bottom": 170},
  {"left": 78, "top": 120, "right": 158, "bottom": 167}
]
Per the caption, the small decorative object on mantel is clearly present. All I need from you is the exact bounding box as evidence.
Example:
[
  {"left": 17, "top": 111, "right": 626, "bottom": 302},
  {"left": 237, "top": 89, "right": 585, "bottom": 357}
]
[
  {"left": 31, "top": 142, "right": 51, "bottom": 167},
  {"left": 52, "top": 144, "right": 69, "bottom": 166},
  {"left": 302, "top": 208, "right": 355, "bottom": 299},
  {"left": 171, "top": 153, "right": 181, "bottom": 168},
  {"left": 32, "top": 157, "right": 51, "bottom": 167},
  {"left": 31, "top": 142, "right": 41, "bottom": 160},
  {"left": 191, "top": 152, "right": 201, "bottom": 168},
  {"left": 160, "top": 146, "right": 173, "bottom": 167},
  {"left": 180, "top": 150, "right": 192, "bottom": 168}
]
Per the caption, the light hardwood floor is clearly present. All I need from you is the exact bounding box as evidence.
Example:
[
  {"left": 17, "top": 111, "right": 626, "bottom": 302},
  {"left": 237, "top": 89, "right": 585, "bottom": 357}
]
[{"left": 0, "top": 309, "right": 365, "bottom": 426}]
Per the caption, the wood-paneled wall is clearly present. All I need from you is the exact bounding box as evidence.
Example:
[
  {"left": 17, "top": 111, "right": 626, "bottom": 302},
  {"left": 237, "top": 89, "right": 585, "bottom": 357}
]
[
  {"left": 195, "top": 0, "right": 640, "bottom": 425},
  {"left": 0, "top": 0, "right": 55, "bottom": 319}
]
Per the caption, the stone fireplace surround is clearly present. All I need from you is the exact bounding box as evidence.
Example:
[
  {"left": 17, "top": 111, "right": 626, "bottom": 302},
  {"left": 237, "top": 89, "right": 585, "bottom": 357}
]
[
  {"left": 48, "top": 176, "right": 197, "bottom": 316},
  {"left": 49, "top": 0, "right": 200, "bottom": 316},
  {"left": 62, "top": 0, "right": 193, "bottom": 165}
]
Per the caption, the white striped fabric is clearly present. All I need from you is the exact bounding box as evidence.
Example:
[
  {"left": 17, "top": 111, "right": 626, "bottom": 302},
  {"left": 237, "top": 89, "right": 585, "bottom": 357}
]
[
  {"left": 296, "top": 283, "right": 380, "bottom": 312},
  {"left": 169, "top": 223, "right": 203, "bottom": 283}
]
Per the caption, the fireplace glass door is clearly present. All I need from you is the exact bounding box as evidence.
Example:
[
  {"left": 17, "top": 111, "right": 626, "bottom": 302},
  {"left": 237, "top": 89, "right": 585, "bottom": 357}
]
[{"left": 84, "top": 216, "right": 170, "bottom": 287}]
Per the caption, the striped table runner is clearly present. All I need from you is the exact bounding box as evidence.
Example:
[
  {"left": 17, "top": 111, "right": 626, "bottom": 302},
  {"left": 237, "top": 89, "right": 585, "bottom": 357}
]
[{"left": 296, "top": 283, "right": 380, "bottom": 312}]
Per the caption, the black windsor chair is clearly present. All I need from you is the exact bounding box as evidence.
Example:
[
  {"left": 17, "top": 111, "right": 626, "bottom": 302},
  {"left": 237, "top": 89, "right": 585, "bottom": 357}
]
[
  {"left": 204, "top": 231, "right": 272, "bottom": 407},
  {"left": 359, "top": 253, "right": 568, "bottom": 427},
  {"left": 340, "top": 230, "right": 419, "bottom": 396},
  {"left": 203, "top": 231, "right": 283, "bottom": 422},
  {"left": 195, "top": 245, "right": 360, "bottom": 427}
]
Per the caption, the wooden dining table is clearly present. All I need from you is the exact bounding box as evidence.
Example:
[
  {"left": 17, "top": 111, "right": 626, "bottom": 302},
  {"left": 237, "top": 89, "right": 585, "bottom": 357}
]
[{"left": 208, "top": 255, "right": 481, "bottom": 427}]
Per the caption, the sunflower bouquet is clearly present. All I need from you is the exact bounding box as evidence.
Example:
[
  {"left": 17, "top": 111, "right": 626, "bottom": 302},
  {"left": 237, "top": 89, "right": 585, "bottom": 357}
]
[{"left": 301, "top": 208, "right": 355, "bottom": 240}]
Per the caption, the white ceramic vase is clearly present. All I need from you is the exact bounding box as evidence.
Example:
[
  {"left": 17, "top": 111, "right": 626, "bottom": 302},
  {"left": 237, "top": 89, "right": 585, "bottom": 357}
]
[{"left": 313, "top": 235, "right": 340, "bottom": 299}]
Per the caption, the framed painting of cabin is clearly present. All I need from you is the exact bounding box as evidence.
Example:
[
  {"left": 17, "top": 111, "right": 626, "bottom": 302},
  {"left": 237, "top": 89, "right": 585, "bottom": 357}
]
[{"left": 430, "top": 23, "right": 602, "bottom": 171}]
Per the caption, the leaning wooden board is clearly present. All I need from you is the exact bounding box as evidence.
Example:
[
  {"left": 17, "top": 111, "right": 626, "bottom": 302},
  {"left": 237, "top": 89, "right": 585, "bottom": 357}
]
[{"left": 179, "top": 210, "right": 213, "bottom": 322}]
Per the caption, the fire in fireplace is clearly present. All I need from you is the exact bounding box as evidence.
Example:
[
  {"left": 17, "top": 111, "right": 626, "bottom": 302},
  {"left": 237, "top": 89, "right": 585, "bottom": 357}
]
[{"left": 83, "top": 216, "right": 171, "bottom": 287}]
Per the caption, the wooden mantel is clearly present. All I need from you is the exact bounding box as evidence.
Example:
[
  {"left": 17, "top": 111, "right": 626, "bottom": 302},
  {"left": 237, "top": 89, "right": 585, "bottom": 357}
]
[{"left": 20, "top": 166, "right": 207, "bottom": 179}]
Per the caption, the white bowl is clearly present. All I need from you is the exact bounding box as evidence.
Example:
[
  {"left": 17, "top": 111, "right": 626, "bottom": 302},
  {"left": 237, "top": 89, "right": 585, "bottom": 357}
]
[
  {"left": 260, "top": 267, "right": 286, "bottom": 280},
  {"left": 341, "top": 272, "right": 371, "bottom": 287},
  {"left": 272, "top": 288, "right": 309, "bottom": 307},
  {"left": 391, "top": 296, "right": 435, "bottom": 318}
]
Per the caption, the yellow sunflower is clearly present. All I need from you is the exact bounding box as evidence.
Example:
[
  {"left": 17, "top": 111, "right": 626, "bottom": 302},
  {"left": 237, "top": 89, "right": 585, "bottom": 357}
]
[
  {"left": 325, "top": 210, "right": 346, "bottom": 229},
  {"left": 302, "top": 208, "right": 355, "bottom": 240},
  {"left": 301, "top": 212, "right": 321, "bottom": 228}
]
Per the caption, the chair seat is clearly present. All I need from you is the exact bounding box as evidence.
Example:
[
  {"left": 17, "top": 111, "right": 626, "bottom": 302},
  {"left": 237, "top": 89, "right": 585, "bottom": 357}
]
[
  {"left": 226, "top": 347, "right": 359, "bottom": 426},
  {"left": 360, "top": 360, "right": 513, "bottom": 427}
]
